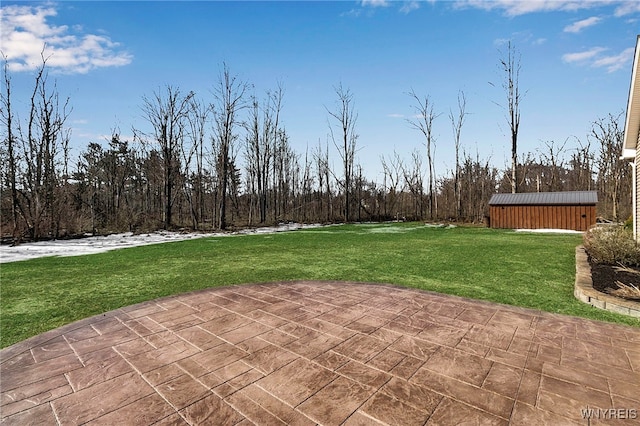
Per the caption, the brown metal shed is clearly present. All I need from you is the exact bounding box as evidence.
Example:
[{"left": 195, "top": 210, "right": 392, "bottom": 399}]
[{"left": 488, "top": 191, "right": 597, "bottom": 231}]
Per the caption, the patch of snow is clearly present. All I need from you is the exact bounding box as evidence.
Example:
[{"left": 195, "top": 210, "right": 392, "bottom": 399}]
[
  {"left": 0, "top": 223, "right": 322, "bottom": 264},
  {"left": 366, "top": 226, "right": 420, "bottom": 234},
  {"left": 423, "top": 223, "right": 457, "bottom": 229},
  {"left": 515, "top": 229, "right": 583, "bottom": 234}
]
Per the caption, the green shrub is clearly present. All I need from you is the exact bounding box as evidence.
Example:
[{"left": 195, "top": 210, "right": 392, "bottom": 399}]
[
  {"left": 583, "top": 225, "right": 640, "bottom": 267},
  {"left": 625, "top": 215, "right": 634, "bottom": 230}
]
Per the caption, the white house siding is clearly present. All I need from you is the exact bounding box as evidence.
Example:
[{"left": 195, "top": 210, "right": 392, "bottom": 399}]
[{"left": 636, "top": 135, "right": 640, "bottom": 240}]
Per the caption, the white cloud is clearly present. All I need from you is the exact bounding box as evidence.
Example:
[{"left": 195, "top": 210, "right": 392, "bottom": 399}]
[
  {"left": 361, "top": 0, "right": 390, "bottom": 8},
  {"left": 387, "top": 113, "right": 405, "bottom": 118},
  {"left": 562, "top": 47, "right": 607, "bottom": 63},
  {"left": 358, "top": 0, "right": 425, "bottom": 14},
  {"left": 592, "top": 47, "right": 635, "bottom": 73},
  {"left": 456, "top": 0, "right": 622, "bottom": 17},
  {"left": 563, "top": 16, "right": 602, "bottom": 33},
  {"left": 400, "top": 1, "right": 421, "bottom": 14},
  {"left": 562, "top": 46, "right": 633, "bottom": 73},
  {"left": 493, "top": 31, "right": 546, "bottom": 48},
  {"left": 494, "top": 34, "right": 544, "bottom": 47},
  {"left": 0, "top": 4, "right": 132, "bottom": 74},
  {"left": 614, "top": 2, "right": 640, "bottom": 17}
]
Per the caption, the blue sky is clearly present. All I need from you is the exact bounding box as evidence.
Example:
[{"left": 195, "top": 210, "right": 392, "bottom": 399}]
[{"left": 2, "top": 1, "right": 639, "bottom": 182}]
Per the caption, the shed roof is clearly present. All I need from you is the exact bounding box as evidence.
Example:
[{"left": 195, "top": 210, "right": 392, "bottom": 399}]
[{"left": 488, "top": 191, "right": 598, "bottom": 206}]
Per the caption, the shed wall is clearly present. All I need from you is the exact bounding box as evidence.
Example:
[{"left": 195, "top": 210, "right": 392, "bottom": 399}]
[{"left": 489, "top": 205, "right": 596, "bottom": 231}]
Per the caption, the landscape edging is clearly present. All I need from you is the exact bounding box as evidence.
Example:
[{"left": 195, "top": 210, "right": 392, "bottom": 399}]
[{"left": 574, "top": 245, "right": 640, "bottom": 318}]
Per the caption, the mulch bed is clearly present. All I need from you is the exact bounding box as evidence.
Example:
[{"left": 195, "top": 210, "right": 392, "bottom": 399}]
[{"left": 589, "top": 258, "right": 640, "bottom": 301}]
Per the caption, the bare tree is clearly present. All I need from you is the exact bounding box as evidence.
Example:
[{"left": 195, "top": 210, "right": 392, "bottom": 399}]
[
  {"left": 212, "top": 64, "right": 248, "bottom": 230},
  {"left": 590, "top": 113, "right": 630, "bottom": 220},
  {"left": 537, "top": 139, "right": 567, "bottom": 192},
  {"left": 268, "top": 85, "right": 284, "bottom": 223},
  {"left": 407, "top": 89, "right": 439, "bottom": 219},
  {"left": 327, "top": 84, "right": 358, "bottom": 222},
  {"left": 313, "top": 139, "right": 332, "bottom": 222},
  {"left": 403, "top": 148, "right": 425, "bottom": 220},
  {"left": 4, "top": 53, "right": 72, "bottom": 240},
  {"left": 139, "top": 85, "right": 194, "bottom": 229},
  {"left": 245, "top": 85, "right": 284, "bottom": 224},
  {"left": 449, "top": 90, "right": 466, "bottom": 219},
  {"left": 380, "top": 151, "right": 405, "bottom": 219},
  {"left": 186, "top": 98, "right": 211, "bottom": 229},
  {"left": 461, "top": 150, "right": 497, "bottom": 222},
  {"left": 436, "top": 147, "right": 498, "bottom": 223},
  {"left": 299, "top": 146, "right": 314, "bottom": 223},
  {"left": 273, "top": 128, "right": 297, "bottom": 221},
  {"left": 497, "top": 41, "right": 523, "bottom": 194},
  {"left": 568, "top": 137, "right": 594, "bottom": 191},
  {"left": 1, "top": 55, "right": 19, "bottom": 240},
  {"left": 244, "top": 96, "right": 261, "bottom": 225}
]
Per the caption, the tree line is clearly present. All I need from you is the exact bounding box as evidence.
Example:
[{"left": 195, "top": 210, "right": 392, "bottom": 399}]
[{"left": 0, "top": 55, "right": 632, "bottom": 242}]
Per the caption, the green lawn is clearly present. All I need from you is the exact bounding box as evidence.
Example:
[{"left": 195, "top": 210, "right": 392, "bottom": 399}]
[{"left": 2, "top": 223, "right": 638, "bottom": 348}]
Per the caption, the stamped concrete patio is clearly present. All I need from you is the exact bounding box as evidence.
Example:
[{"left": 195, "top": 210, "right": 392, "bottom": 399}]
[{"left": 1, "top": 281, "right": 639, "bottom": 425}]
